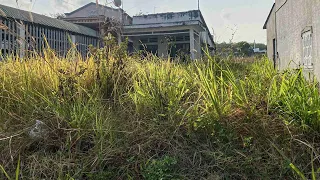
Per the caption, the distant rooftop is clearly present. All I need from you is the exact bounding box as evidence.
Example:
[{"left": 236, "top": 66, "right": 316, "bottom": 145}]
[{"left": 65, "top": 2, "right": 132, "bottom": 20}]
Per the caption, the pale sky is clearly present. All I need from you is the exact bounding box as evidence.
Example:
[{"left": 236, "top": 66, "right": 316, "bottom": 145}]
[{"left": 0, "top": 0, "right": 274, "bottom": 43}]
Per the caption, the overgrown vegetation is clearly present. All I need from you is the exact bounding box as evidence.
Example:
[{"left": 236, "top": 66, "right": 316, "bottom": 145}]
[
  {"left": 0, "top": 41, "right": 320, "bottom": 179},
  {"left": 216, "top": 41, "right": 266, "bottom": 57}
]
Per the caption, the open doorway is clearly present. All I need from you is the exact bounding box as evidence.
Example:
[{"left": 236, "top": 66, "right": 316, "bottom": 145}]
[{"left": 272, "top": 38, "right": 276, "bottom": 68}]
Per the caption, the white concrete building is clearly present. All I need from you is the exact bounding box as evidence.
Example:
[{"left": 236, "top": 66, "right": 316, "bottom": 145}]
[
  {"left": 63, "top": 2, "right": 132, "bottom": 45},
  {"left": 0, "top": 2, "right": 215, "bottom": 60},
  {"left": 63, "top": 3, "right": 215, "bottom": 60},
  {"left": 123, "top": 10, "right": 215, "bottom": 60},
  {"left": 264, "top": 0, "right": 320, "bottom": 79}
]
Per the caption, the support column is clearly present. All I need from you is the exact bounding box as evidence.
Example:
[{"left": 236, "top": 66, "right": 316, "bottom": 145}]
[
  {"left": 18, "top": 21, "right": 26, "bottom": 58},
  {"left": 117, "top": 32, "right": 121, "bottom": 45},
  {"left": 190, "top": 29, "right": 195, "bottom": 60},
  {"left": 195, "top": 33, "right": 201, "bottom": 59},
  {"left": 100, "top": 28, "right": 105, "bottom": 47},
  {"left": 118, "top": 8, "right": 123, "bottom": 45},
  {"left": 158, "top": 36, "right": 167, "bottom": 58},
  {"left": 132, "top": 37, "right": 140, "bottom": 51}
]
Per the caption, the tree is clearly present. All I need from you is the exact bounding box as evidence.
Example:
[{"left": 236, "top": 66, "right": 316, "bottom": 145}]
[
  {"left": 236, "top": 41, "right": 253, "bottom": 57},
  {"left": 216, "top": 41, "right": 264, "bottom": 57},
  {"left": 250, "top": 43, "right": 267, "bottom": 50}
]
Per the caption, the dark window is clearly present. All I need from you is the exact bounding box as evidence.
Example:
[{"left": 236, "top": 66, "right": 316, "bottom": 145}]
[
  {"left": 140, "top": 38, "right": 148, "bottom": 43},
  {"left": 175, "top": 36, "right": 184, "bottom": 41},
  {"left": 149, "top": 37, "right": 158, "bottom": 43},
  {"left": 139, "top": 44, "right": 158, "bottom": 55},
  {"left": 168, "top": 43, "right": 190, "bottom": 58},
  {"left": 272, "top": 38, "right": 276, "bottom": 68}
]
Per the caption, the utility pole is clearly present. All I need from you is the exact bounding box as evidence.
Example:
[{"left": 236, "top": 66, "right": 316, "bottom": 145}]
[{"left": 198, "top": 0, "right": 200, "bottom": 10}]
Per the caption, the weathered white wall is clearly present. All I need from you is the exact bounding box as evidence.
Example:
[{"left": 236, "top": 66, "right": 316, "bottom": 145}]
[
  {"left": 267, "top": 0, "right": 320, "bottom": 74},
  {"left": 133, "top": 10, "right": 202, "bottom": 25},
  {"left": 311, "top": 1, "right": 320, "bottom": 79},
  {"left": 265, "top": 5, "right": 276, "bottom": 63},
  {"left": 275, "top": 0, "right": 312, "bottom": 70}
]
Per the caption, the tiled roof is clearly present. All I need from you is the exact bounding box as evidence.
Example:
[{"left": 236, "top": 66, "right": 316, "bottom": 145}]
[{"left": 0, "top": 4, "right": 98, "bottom": 37}]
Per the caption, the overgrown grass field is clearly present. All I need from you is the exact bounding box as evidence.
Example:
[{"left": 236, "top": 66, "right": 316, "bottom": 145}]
[{"left": 0, "top": 46, "right": 320, "bottom": 179}]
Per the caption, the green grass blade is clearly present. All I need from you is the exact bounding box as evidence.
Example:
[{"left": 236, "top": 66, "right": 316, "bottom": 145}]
[
  {"left": 15, "top": 155, "right": 20, "bottom": 180},
  {"left": 290, "top": 163, "right": 307, "bottom": 180},
  {"left": 312, "top": 152, "right": 316, "bottom": 180},
  {"left": 0, "top": 164, "right": 11, "bottom": 180}
]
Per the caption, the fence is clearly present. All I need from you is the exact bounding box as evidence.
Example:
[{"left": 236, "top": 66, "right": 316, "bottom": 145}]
[{"left": 0, "top": 16, "right": 99, "bottom": 59}]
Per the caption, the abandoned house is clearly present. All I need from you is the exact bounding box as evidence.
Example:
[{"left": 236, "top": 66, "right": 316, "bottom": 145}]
[
  {"left": 0, "top": 4, "right": 99, "bottom": 58},
  {"left": 0, "top": 2, "right": 215, "bottom": 60},
  {"left": 123, "top": 10, "right": 215, "bottom": 59},
  {"left": 264, "top": 0, "right": 320, "bottom": 79},
  {"left": 62, "top": 2, "right": 132, "bottom": 44},
  {"left": 63, "top": 3, "right": 215, "bottom": 60}
]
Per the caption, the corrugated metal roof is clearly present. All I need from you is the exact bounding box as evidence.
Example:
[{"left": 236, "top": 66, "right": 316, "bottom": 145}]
[{"left": 0, "top": 4, "right": 98, "bottom": 37}]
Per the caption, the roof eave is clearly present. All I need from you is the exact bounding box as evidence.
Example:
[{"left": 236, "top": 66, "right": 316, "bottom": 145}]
[
  {"left": 198, "top": 10, "right": 215, "bottom": 46},
  {"left": 65, "top": 2, "right": 95, "bottom": 16},
  {"left": 263, "top": 3, "right": 275, "bottom": 29}
]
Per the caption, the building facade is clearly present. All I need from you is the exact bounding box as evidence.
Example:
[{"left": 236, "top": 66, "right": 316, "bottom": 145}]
[
  {"left": 123, "top": 10, "right": 215, "bottom": 60},
  {"left": 0, "top": 4, "right": 99, "bottom": 58},
  {"left": 63, "top": 2, "right": 132, "bottom": 28},
  {"left": 0, "top": 2, "right": 215, "bottom": 60},
  {"left": 63, "top": 2, "right": 132, "bottom": 45},
  {"left": 264, "top": 0, "right": 320, "bottom": 79},
  {"left": 64, "top": 3, "right": 215, "bottom": 60}
]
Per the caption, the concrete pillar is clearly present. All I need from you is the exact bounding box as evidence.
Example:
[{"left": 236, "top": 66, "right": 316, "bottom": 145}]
[
  {"left": 118, "top": 8, "right": 123, "bottom": 45},
  {"left": 18, "top": 21, "right": 26, "bottom": 58},
  {"left": 190, "top": 29, "right": 195, "bottom": 60},
  {"left": 195, "top": 33, "right": 201, "bottom": 59},
  {"left": 99, "top": 28, "right": 105, "bottom": 47},
  {"left": 117, "top": 32, "right": 121, "bottom": 45},
  {"left": 132, "top": 37, "right": 140, "bottom": 51},
  {"left": 158, "top": 36, "right": 168, "bottom": 58}
]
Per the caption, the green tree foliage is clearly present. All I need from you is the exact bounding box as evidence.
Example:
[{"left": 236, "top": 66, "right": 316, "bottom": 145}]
[
  {"left": 251, "top": 42, "right": 267, "bottom": 50},
  {"left": 236, "top": 41, "right": 253, "bottom": 57},
  {"left": 216, "top": 41, "right": 266, "bottom": 57}
]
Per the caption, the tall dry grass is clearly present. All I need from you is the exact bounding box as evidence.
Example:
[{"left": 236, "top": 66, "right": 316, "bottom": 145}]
[{"left": 0, "top": 46, "right": 319, "bottom": 179}]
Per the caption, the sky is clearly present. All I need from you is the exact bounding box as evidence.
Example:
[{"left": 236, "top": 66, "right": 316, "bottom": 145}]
[{"left": 0, "top": 0, "right": 274, "bottom": 43}]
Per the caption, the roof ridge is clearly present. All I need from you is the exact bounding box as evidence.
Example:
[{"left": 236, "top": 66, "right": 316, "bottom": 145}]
[
  {"left": 263, "top": 3, "right": 275, "bottom": 29},
  {"left": 65, "top": 2, "right": 95, "bottom": 16},
  {"left": 65, "top": 2, "right": 131, "bottom": 18},
  {"left": 133, "top": 10, "right": 200, "bottom": 17}
]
